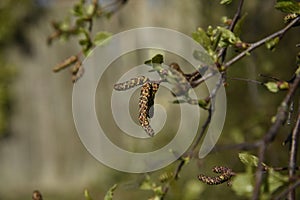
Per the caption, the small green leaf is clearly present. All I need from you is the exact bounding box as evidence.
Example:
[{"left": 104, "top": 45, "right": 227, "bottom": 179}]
[
  {"left": 140, "top": 175, "right": 154, "bottom": 190},
  {"left": 264, "top": 82, "right": 279, "bottom": 93},
  {"left": 220, "top": 0, "right": 232, "bottom": 5},
  {"left": 86, "top": 4, "right": 95, "bottom": 16},
  {"left": 153, "top": 186, "right": 163, "bottom": 196},
  {"left": 93, "top": 31, "right": 112, "bottom": 46},
  {"left": 234, "top": 13, "right": 248, "bottom": 36},
  {"left": 104, "top": 184, "right": 118, "bottom": 200},
  {"left": 151, "top": 54, "right": 164, "bottom": 64},
  {"left": 218, "top": 26, "right": 240, "bottom": 45},
  {"left": 172, "top": 99, "right": 186, "bottom": 104},
  {"left": 239, "top": 152, "right": 261, "bottom": 167},
  {"left": 198, "top": 99, "right": 209, "bottom": 109},
  {"left": 265, "top": 37, "right": 280, "bottom": 51},
  {"left": 278, "top": 81, "right": 289, "bottom": 90},
  {"left": 192, "top": 28, "right": 211, "bottom": 50},
  {"left": 193, "top": 50, "right": 215, "bottom": 65},
  {"left": 231, "top": 173, "right": 253, "bottom": 198},
  {"left": 275, "top": 0, "right": 300, "bottom": 14},
  {"left": 267, "top": 168, "right": 288, "bottom": 193},
  {"left": 84, "top": 189, "right": 93, "bottom": 200},
  {"left": 144, "top": 54, "right": 164, "bottom": 66}
]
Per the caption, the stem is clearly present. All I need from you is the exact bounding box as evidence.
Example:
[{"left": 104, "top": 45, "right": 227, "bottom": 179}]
[
  {"left": 288, "top": 101, "right": 300, "bottom": 200},
  {"left": 224, "top": 16, "right": 300, "bottom": 69},
  {"left": 218, "top": 0, "right": 245, "bottom": 62},
  {"left": 252, "top": 73, "right": 300, "bottom": 200}
]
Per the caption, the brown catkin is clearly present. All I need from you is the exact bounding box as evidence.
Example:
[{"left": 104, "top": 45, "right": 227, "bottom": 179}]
[
  {"left": 198, "top": 166, "right": 233, "bottom": 185},
  {"left": 147, "top": 82, "right": 159, "bottom": 118},
  {"left": 139, "top": 82, "right": 155, "bottom": 136},
  {"left": 113, "top": 76, "right": 150, "bottom": 91}
]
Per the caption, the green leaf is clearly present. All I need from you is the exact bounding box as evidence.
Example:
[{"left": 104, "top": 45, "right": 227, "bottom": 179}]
[
  {"left": 265, "top": 37, "right": 280, "bottom": 51},
  {"left": 104, "top": 184, "right": 118, "bottom": 200},
  {"left": 264, "top": 82, "right": 279, "bottom": 93},
  {"left": 144, "top": 54, "right": 164, "bottom": 65},
  {"left": 220, "top": 0, "right": 232, "bottom": 5},
  {"left": 84, "top": 189, "right": 93, "bottom": 200},
  {"left": 139, "top": 175, "right": 154, "bottom": 190},
  {"left": 93, "top": 31, "right": 112, "bottom": 46},
  {"left": 152, "top": 54, "right": 164, "bottom": 64},
  {"left": 275, "top": 0, "right": 300, "bottom": 14},
  {"left": 172, "top": 99, "right": 186, "bottom": 104},
  {"left": 267, "top": 168, "right": 288, "bottom": 194},
  {"left": 233, "top": 13, "right": 248, "bottom": 36},
  {"left": 239, "top": 152, "right": 261, "bottom": 167},
  {"left": 218, "top": 26, "right": 240, "bottom": 45},
  {"left": 231, "top": 173, "right": 253, "bottom": 198},
  {"left": 192, "top": 28, "right": 211, "bottom": 50},
  {"left": 193, "top": 50, "right": 215, "bottom": 65}
]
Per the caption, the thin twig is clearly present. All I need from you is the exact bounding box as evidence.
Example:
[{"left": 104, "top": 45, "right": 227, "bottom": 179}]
[
  {"left": 288, "top": 100, "right": 300, "bottom": 200},
  {"left": 252, "top": 74, "right": 300, "bottom": 200},
  {"left": 224, "top": 16, "right": 300, "bottom": 69},
  {"left": 161, "top": 105, "right": 213, "bottom": 200},
  {"left": 218, "top": 0, "right": 245, "bottom": 62},
  {"left": 274, "top": 179, "right": 300, "bottom": 200}
]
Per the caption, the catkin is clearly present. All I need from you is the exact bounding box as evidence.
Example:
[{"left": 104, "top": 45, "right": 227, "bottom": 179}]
[
  {"left": 198, "top": 166, "right": 233, "bottom": 185},
  {"left": 139, "top": 82, "right": 156, "bottom": 136},
  {"left": 113, "top": 76, "right": 149, "bottom": 91}
]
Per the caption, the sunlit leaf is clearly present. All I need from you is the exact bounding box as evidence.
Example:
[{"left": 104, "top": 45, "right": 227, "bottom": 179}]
[
  {"left": 104, "top": 184, "right": 118, "bottom": 200},
  {"left": 193, "top": 50, "right": 215, "bottom": 65},
  {"left": 94, "top": 31, "right": 112, "bottom": 46},
  {"left": 192, "top": 28, "right": 211, "bottom": 50},
  {"left": 264, "top": 82, "right": 279, "bottom": 93},
  {"left": 218, "top": 26, "right": 240, "bottom": 45},
  {"left": 140, "top": 175, "right": 154, "bottom": 190},
  {"left": 220, "top": 0, "right": 232, "bottom": 5},
  {"left": 84, "top": 189, "right": 93, "bottom": 200},
  {"left": 231, "top": 173, "right": 253, "bottom": 198},
  {"left": 275, "top": 0, "right": 300, "bottom": 14},
  {"left": 265, "top": 37, "right": 280, "bottom": 51},
  {"left": 267, "top": 168, "right": 288, "bottom": 193},
  {"left": 239, "top": 152, "right": 262, "bottom": 167}
]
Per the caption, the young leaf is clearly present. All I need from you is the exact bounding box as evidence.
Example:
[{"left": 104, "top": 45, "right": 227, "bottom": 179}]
[
  {"left": 275, "top": 0, "right": 300, "bottom": 14},
  {"left": 94, "top": 31, "right": 112, "bottom": 46},
  {"left": 231, "top": 173, "right": 253, "bottom": 198},
  {"left": 104, "top": 184, "right": 118, "bottom": 200},
  {"left": 220, "top": 0, "right": 232, "bottom": 5},
  {"left": 140, "top": 175, "right": 154, "bottom": 190},
  {"left": 84, "top": 189, "right": 93, "bottom": 200},
  {"left": 264, "top": 82, "right": 279, "bottom": 93},
  {"left": 267, "top": 168, "right": 288, "bottom": 194},
  {"left": 265, "top": 37, "right": 280, "bottom": 51},
  {"left": 192, "top": 28, "right": 211, "bottom": 50},
  {"left": 239, "top": 152, "right": 262, "bottom": 167}
]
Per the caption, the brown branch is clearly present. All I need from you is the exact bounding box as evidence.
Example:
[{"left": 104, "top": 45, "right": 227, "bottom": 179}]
[
  {"left": 252, "top": 73, "right": 300, "bottom": 200},
  {"left": 218, "top": 0, "right": 245, "bottom": 62},
  {"left": 288, "top": 101, "right": 300, "bottom": 200},
  {"left": 161, "top": 104, "right": 213, "bottom": 200},
  {"left": 274, "top": 179, "right": 300, "bottom": 200},
  {"left": 224, "top": 16, "right": 300, "bottom": 69}
]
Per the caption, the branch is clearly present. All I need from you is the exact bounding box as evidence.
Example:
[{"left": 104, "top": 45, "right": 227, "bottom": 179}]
[
  {"left": 252, "top": 73, "right": 300, "bottom": 200},
  {"left": 218, "top": 0, "right": 245, "bottom": 62},
  {"left": 288, "top": 101, "right": 300, "bottom": 200},
  {"left": 274, "top": 179, "right": 300, "bottom": 200},
  {"left": 161, "top": 105, "right": 212, "bottom": 200},
  {"left": 224, "top": 16, "right": 300, "bottom": 69}
]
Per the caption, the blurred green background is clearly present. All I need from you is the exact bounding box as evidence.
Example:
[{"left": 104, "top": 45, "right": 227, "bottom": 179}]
[{"left": 0, "top": 0, "right": 299, "bottom": 199}]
